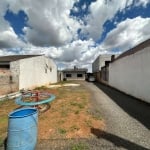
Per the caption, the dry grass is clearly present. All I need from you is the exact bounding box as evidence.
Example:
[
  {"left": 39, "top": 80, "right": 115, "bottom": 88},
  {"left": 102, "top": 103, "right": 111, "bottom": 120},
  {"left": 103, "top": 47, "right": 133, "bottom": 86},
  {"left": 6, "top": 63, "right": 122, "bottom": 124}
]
[
  {"left": 0, "top": 81, "right": 104, "bottom": 146},
  {"left": 37, "top": 83, "right": 104, "bottom": 139}
]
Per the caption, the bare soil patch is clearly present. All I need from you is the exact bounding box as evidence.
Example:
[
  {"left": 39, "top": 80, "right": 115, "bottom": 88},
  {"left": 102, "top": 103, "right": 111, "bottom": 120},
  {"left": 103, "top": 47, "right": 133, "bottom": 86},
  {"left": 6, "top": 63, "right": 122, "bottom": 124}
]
[{"left": 37, "top": 83, "right": 105, "bottom": 139}]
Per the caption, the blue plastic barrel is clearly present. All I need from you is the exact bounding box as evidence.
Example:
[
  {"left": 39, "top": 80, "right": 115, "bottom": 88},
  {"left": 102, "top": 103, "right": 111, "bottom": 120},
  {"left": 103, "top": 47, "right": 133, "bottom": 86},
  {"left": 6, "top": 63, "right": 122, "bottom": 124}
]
[{"left": 7, "top": 107, "right": 38, "bottom": 150}]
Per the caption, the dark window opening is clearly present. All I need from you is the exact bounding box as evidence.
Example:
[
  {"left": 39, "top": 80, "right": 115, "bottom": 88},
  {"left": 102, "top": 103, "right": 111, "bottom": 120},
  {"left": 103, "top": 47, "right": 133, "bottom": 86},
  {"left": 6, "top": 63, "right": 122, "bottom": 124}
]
[
  {"left": 66, "top": 74, "right": 72, "bottom": 77},
  {"left": 45, "top": 68, "right": 47, "bottom": 73},
  {"left": 77, "top": 74, "right": 83, "bottom": 77},
  {"left": 0, "top": 65, "right": 10, "bottom": 69},
  {"left": 50, "top": 67, "right": 52, "bottom": 72}
]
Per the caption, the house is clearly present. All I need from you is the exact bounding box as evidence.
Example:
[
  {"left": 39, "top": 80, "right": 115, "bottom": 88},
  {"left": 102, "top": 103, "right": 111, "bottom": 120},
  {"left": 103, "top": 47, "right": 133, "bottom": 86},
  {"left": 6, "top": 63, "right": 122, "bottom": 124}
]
[
  {"left": 62, "top": 66, "right": 87, "bottom": 81},
  {"left": 92, "top": 54, "right": 113, "bottom": 73},
  {"left": 92, "top": 54, "right": 119, "bottom": 82},
  {"left": 0, "top": 55, "right": 57, "bottom": 95},
  {"left": 109, "top": 39, "right": 150, "bottom": 103}
]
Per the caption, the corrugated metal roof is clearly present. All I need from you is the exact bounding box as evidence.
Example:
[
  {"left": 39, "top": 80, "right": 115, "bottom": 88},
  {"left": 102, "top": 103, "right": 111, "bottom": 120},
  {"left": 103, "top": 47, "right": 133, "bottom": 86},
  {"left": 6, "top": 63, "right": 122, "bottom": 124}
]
[
  {"left": 0, "top": 55, "right": 42, "bottom": 62},
  {"left": 62, "top": 68, "right": 87, "bottom": 72}
]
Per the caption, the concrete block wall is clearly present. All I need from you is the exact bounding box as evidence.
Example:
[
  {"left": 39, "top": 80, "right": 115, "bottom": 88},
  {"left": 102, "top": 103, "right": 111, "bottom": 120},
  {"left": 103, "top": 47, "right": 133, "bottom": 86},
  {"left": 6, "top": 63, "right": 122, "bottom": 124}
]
[
  {"left": 17, "top": 56, "right": 57, "bottom": 90},
  {"left": 92, "top": 56, "right": 100, "bottom": 73},
  {"left": 109, "top": 46, "right": 150, "bottom": 103},
  {"left": 0, "top": 73, "right": 19, "bottom": 95},
  {"left": 0, "top": 74, "right": 10, "bottom": 84},
  {"left": 93, "top": 72, "right": 101, "bottom": 82}
]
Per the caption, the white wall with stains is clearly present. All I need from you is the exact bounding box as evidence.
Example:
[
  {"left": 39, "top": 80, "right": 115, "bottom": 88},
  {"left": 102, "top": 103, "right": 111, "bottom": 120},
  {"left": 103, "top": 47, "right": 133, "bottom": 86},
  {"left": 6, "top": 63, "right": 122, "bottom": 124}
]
[
  {"left": 109, "top": 46, "right": 150, "bottom": 103},
  {"left": 11, "top": 55, "right": 57, "bottom": 90}
]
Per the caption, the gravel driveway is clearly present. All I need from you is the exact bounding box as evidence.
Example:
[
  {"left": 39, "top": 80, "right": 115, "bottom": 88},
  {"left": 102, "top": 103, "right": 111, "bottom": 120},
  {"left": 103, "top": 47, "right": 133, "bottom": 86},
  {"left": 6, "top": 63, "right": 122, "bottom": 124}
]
[{"left": 83, "top": 81, "right": 150, "bottom": 150}]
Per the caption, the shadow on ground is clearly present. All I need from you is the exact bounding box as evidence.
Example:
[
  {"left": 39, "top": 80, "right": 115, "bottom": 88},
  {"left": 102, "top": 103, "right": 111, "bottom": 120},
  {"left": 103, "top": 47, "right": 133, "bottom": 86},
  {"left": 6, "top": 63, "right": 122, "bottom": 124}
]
[
  {"left": 91, "top": 128, "right": 149, "bottom": 150},
  {"left": 94, "top": 82, "right": 150, "bottom": 130}
]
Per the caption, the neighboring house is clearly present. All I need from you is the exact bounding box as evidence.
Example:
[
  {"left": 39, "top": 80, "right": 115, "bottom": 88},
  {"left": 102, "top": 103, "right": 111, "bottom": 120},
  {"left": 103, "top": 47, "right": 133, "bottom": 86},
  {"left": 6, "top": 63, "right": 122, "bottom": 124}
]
[
  {"left": 109, "top": 39, "right": 150, "bottom": 103},
  {"left": 62, "top": 66, "right": 87, "bottom": 81},
  {"left": 92, "top": 54, "right": 113, "bottom": 73},
  {"left": 92, "top": 54, "right": 119, "bottom": 82},
  {"left": 0, "top": 55, "right": 57, "bottom": 95}
]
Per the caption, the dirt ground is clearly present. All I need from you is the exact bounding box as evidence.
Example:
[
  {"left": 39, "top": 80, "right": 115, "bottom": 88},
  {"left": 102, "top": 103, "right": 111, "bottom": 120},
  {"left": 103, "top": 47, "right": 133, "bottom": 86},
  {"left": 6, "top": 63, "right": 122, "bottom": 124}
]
[
  {"left": 37, "top": 83, "right": 105, "bottom": 139},
  {"left": 0, "top": 81, "right": 104, "bottom": 149}
]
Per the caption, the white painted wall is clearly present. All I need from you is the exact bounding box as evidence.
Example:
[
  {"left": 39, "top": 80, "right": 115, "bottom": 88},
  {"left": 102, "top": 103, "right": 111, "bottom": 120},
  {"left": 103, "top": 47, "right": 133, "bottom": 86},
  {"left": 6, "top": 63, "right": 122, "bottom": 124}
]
[
  {"left": 92, "top": 56, "right": 100, "bottom": 73},
  {"left": 12, "top": 56, "right": 57, "bottom": 90},
  {"left": 109, "top": 47, "right": 150, "bottom": 103},
  {"left": 92, "top": 54, "right": 119, "bottom": 72}
]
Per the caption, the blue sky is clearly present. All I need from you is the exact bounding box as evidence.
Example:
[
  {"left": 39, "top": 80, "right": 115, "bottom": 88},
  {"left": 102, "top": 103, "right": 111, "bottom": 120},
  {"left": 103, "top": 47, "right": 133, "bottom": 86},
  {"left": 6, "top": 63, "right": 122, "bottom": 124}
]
[
  {"left": 0, "top": 0, "right": 150, "bottom": 71},
  {"left": 4, "top": 10, "right": 28, "bottom": 36}
]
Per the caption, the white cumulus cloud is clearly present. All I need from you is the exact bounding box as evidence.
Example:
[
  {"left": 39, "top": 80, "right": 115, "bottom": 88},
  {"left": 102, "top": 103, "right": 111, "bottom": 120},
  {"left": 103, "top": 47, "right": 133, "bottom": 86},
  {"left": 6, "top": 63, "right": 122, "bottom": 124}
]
[
  {"left": 101, "top": 16, "right": 150, "bottom": 52},
  {"left": 0, "top": 0, "right": 25, "bottom": 49},
  {"left": 0, "top": 0, "right": 150, "bottom": 72},
  {"left": 8, "top": 0, "right": 81, "bottom": 47},
  {"left": 81, "top": 0, "right": 150, "bottom": 41}
]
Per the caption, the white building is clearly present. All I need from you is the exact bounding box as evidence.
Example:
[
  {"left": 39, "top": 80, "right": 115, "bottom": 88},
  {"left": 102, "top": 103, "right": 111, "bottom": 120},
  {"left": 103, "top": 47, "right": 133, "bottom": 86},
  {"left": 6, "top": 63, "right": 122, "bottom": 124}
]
[
  {"left": 92, "top": 54, "right": 118, "bottom": 73},
  {"left": 109, "top": 39, "right": 150, "bottom": 103},
  {"left": 62, "top": 66, "right": 87, "bottom": 81},
  {"left": 92, "top": 54, "right": 119, "bottom": 82},
  {"left": 0, "top": 55, "right": 57, "bottom": 91}
]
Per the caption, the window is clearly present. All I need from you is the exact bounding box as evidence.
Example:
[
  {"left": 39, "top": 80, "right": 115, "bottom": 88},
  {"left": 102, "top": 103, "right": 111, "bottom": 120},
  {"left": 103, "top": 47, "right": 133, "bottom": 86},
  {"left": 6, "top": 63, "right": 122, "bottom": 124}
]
[
  {"left": 66, "top": 74, "right": 72, "bottom": 77},
  {"left": 0, "top": 64, "right": 10, "bottom": 69},
  {"left": 77, "top": 74, "right": 83, "bottom": 78},
  {"left": 49, "top": 67, "right": 52, "bottom": 72},
  {"left": 45, "top": 68, "right": 47, "bottom": 73}
]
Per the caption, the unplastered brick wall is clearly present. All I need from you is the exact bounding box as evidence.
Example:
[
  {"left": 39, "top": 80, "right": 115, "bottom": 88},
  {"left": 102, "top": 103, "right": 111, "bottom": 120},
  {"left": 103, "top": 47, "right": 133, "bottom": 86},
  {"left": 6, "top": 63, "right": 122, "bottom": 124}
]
[
  {"left": 0, "top": 69, "right": 11, "bottom": 84},
  {"left": 0, "top": 71, "right": 19, "bottom": 95}
]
